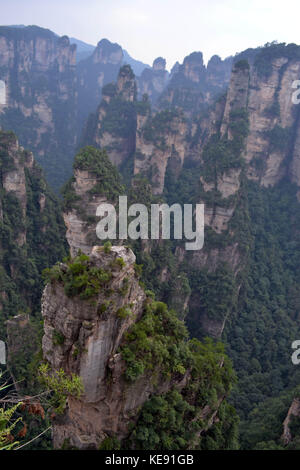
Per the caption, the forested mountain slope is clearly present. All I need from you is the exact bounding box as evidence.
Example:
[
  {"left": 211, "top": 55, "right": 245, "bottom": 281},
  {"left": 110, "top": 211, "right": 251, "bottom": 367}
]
[{"left": 0, "top": 130, "right": 67, "bottom": 390}]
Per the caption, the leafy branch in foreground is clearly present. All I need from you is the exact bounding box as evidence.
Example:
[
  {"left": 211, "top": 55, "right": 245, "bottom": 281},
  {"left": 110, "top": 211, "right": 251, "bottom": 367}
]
[{"left": 0, "top": 373, "right": 22, "bottom": 450}]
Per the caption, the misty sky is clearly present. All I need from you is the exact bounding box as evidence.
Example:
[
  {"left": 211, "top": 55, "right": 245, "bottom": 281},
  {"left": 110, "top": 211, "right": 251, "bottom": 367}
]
[{"left": 1, "top": 0, "right": 300, "bottom": 68}]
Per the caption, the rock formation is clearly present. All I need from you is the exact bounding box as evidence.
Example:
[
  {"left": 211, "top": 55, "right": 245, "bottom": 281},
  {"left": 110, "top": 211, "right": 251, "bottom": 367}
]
[
  {"left": 42, "top": 244, "right": 236, "bottom": 449},
  {"left": 62, "top": 146, "right": 124, "bottom": 257},
  {"left": 42, "top": 245, "right": 146, "bottom": 448},
  {"left": 134, "top": 108, "right": 188, "bottom": 194},
  {"left": 138, "top": 57, "right": 169, "bottom": 104},
  {"left": 158, "top": 51, "right": 232, "bottom": 115}
]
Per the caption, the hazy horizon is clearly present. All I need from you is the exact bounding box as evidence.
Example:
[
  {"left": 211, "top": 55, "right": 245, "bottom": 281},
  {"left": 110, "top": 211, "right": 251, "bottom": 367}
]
[{"left": 1, "top": 0, "right": 300, "bottom": 68}]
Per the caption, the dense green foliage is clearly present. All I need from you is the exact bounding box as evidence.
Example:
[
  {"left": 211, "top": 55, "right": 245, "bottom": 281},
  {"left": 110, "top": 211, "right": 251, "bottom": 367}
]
[
  {"left": 223, "top": 180, "right": 300, "bottom": 448},
  {"left": 187, "top": 265, "right": 237, "bottom": 334},
  {"left": 123, "top": 326, "right": 238, "bottom": 449},
  {"left": 38, "top": 363, "right": 83, "bottom": 415},
  {"left": 265, "top": 125, "right": 291, "bottom": 152},
  {"left": 120, "top": 300, "right": 192, "bottom": 381},
  {"left": 202, "top": 108, "right": 248, "bottom": 182},
  {"left": 100, "top": 97, "right": 137, "bottom": 139},
  {"left": 142, "top": 109, "right": 184, "bottom": 144},
  {"left": 43, "top": 252, "right": 112, "bottom": 300}
]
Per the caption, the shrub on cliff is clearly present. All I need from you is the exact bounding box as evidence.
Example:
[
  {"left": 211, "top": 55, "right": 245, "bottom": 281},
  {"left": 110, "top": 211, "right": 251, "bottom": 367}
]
[
  {"left": 62, "top": 146, "right": 125, "bottom": 211},
  {"left": 42, "top": 252, "right": 112, "bottom": 300}
]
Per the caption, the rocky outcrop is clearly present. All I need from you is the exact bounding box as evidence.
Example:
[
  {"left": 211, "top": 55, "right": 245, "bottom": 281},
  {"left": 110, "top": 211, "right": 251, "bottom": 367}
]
[
  {"left": 138, "top": 57, "right": 169, "bottom": 104},
  {"left": 63, "top": 168, "right": 107, "bottom": 257},
  {"left": 116, "top": 64, "right": 136, "bottom": 102},
  {"left": 62, "top": 146, "right": 124, "bottom": 257},
  {"left": 206, "top": 55, "right": 233, "bottom": 94},
  {"left": 182, "top": 52, "right": 206, "bottom": 84}
]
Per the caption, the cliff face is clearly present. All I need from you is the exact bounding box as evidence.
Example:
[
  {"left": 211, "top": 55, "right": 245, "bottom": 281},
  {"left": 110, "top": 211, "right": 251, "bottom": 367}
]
[
  {"left": 198, "top": 51, "right": 300, "bottom": 236},
  {"left": 0, "top": 26, "right": 77, "bottom": 190},
  {"left": 218, "top": 51, "right": 300, "bottom": 193},
  {"left": 62, "top": 146, "right": 124, "bottom": 257},
  {"left": 134, "top": 108, "right": 188, "bottom": 194},
  {"left": 0, "top": 130, "right": 66, "bottom": 389},
  {"left": 240, "top": 57, "right": 300, "bottom": 187},
  {"left": 42, "top": 246, "right": 148, "bottom": 448}
]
